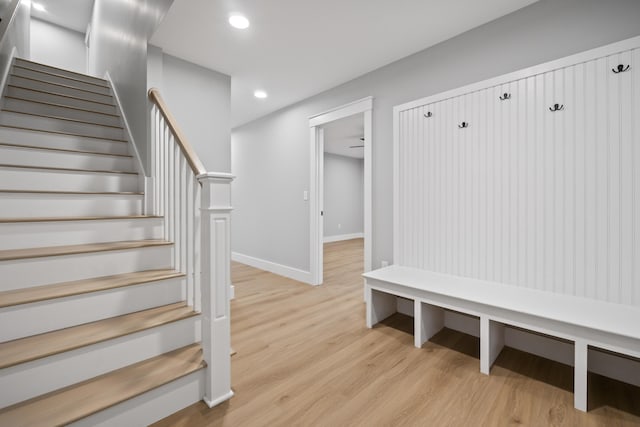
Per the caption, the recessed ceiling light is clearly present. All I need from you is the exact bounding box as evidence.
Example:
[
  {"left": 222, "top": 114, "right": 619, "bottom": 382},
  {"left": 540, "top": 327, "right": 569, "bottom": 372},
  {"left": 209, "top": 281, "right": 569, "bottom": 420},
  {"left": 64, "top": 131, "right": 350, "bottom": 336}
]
[
  {"left": 254, "top": 90, "right": 268, "bottom": 99},
  {"left": 229, "top": 15, "right": 250, "bottom": 30},
  {"left": 32, "top": 2, "right": 46, "bottom": 12}
]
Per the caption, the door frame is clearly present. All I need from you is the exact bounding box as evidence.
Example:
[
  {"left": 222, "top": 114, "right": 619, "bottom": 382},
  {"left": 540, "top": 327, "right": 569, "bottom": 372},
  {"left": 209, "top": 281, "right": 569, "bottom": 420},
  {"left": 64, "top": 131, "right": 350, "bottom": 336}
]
[{"left": 308, "top": 96, "right": 373, "bottom": 285}]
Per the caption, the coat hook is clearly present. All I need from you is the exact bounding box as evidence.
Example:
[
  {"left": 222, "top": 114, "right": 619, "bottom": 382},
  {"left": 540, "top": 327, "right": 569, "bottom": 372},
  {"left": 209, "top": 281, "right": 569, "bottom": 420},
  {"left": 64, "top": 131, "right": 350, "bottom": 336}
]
[
  {"left": 458, "top": 121, "right": 469, "bottom": 129},
  {"left": 549, "top": 103, "right": 564, "bottom": 112},
  {"left": 499, "top": 93, "right": 511, "bottom": 101},
  {"left": 612, "top": 64, "right": 630, "bottom": 74},
  {"left": 424, "top": 112, "right": 432, "bottom": 118}
]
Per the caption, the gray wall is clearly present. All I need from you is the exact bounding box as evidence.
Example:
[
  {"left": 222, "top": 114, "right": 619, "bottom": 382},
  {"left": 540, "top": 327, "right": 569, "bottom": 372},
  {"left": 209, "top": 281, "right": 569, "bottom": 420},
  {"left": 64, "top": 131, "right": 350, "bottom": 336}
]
[
  {"left": 88, "top": 0, "right": 173, "bottom": 173},
  {"left": 324, "top": 153, "right": 363, "bottom": 239},
  {"left": 30, "top": 19, "right": 85, "bottom": 74},
  {"left": 147, "top": 46, "right": 231, "bottom": 173},
  {"left": 161, "top": 54, "right": 231, "bottom": 173},
  {"left": 0, "top": 0, "right": 29, "bottom": 90},
  {"left": 231, "top": 0, "right": 640, "bottom": 273}
]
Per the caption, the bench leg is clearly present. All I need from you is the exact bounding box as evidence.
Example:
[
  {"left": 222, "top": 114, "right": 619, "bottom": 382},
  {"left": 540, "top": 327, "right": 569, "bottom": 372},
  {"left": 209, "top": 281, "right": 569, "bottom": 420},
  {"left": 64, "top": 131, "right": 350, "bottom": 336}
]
[
  {"left": 414, "top": 300, "right": 444, "bottom": 348},
  {"left": 366, "top": 286, "right": 397, "bottom": 328},
  {"left": 574, "top": 340, "right": 588, "bottom": 412},
  {"left": 480, "top": 317, "right": 504, "bottom": 375}
]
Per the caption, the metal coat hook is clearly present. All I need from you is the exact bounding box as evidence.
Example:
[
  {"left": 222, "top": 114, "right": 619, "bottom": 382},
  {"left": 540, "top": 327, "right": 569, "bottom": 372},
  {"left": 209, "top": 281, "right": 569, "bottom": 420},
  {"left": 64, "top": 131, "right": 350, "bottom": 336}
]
[
  {"left": 612, "top": 64, "right": 630, "bottom": 74},
  {"left": 549, "top": 103, "right": 564, "bottom": 112},
  {"left": 499, "top": 93, "right": 511, "bottom": 101},
  {"left": 458, "top": 121, "right": 469, "bottom": 129},
  {"left": 424, "top": 112, "right": 432, "bottom": 118}
]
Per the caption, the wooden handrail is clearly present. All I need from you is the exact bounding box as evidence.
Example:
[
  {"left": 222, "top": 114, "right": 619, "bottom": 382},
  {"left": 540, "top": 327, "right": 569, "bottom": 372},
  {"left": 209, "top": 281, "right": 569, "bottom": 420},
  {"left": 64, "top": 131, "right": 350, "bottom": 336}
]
[{"left": 148, "top": 87, "right": 206, "bottom": 177}]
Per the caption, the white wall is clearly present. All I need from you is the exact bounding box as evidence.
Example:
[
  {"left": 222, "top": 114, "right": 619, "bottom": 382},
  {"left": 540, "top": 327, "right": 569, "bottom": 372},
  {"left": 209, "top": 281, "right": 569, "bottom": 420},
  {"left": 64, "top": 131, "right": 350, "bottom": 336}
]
[
  {"left": 30, "top": 19, "right": 85, "bottom": 74},
  {"left": 231, "top": 0, "right": 640, "bottom": 273},
  {"left": 323, "top": 153, "right": 363, "bottom": 240},
  {"left": 147, "top": 47, "right": 231, "bottom": 173}
]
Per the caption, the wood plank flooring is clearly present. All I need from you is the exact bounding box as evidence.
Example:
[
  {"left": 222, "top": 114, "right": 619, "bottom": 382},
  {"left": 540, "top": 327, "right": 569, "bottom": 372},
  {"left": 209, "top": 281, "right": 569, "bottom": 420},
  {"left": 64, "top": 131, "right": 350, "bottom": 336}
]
[{"left": 153, "top": 238, "right": 640, "bottom": 426}]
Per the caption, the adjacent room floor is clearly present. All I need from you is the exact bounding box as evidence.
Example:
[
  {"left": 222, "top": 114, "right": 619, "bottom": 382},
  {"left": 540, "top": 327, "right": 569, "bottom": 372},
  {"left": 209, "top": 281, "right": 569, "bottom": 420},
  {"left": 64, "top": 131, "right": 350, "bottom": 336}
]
[{"left": 153, "top": 239, "right": 640, "bottom": 426}]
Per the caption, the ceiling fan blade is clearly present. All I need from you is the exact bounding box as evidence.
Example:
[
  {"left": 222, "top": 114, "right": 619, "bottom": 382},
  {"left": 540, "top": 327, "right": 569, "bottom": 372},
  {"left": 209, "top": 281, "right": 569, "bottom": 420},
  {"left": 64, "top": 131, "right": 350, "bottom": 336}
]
[{"left": 349, "top": 145, "right": 364, "bottom": 148}]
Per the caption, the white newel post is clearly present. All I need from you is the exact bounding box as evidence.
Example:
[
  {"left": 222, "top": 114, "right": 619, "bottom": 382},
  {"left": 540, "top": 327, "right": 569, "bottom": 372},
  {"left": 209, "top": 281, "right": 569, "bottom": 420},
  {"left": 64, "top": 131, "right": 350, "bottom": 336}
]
[{"left": 198, "top": 172, "right": 234, "bottom": 408}]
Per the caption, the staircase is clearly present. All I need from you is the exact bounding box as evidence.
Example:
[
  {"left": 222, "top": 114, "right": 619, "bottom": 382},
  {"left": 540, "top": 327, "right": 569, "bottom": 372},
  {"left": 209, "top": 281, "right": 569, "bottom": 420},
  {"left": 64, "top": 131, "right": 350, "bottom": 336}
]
[{"left": 0, "top": 58, "right": 208, "bottom": 426}]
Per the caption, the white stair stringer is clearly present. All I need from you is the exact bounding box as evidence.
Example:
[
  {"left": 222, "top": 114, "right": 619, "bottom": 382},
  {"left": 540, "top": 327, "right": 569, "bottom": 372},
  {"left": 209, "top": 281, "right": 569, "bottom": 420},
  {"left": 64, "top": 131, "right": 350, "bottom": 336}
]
[
  {"left": 0, "top": 315, "right": 200, "bottom": 408},
  {"left": 0, "top": 143, "right": 134, "bottom": 172},
  {"left": 0, "top": 217, "right": 163, "bottom": 250}
]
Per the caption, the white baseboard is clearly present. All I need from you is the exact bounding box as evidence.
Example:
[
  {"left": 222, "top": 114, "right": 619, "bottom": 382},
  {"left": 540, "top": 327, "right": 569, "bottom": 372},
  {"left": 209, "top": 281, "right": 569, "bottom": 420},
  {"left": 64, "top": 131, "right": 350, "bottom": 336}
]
[
  {"left": 323, "top": 232, "right": 364, "bottom": 243},
  {"left": 231, "top": 252, "right": 313, "bottom": 285},
  {"left": 395, "top": 301, "right": 640, "bottom": 388}
]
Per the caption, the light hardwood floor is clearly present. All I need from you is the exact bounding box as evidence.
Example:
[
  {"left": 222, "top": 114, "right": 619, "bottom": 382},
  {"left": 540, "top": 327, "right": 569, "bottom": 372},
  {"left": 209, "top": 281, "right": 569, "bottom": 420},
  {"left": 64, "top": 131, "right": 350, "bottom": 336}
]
[{"left": 154, "top": 239, "right": 640, "bottom": 426}]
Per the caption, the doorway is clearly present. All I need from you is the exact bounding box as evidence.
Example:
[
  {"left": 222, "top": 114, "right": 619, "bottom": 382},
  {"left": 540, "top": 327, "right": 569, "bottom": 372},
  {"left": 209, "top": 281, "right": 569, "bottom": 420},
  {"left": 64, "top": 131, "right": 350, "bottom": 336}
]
[{"left": 308, "top": 97, "right": 372, "bottom": 285}]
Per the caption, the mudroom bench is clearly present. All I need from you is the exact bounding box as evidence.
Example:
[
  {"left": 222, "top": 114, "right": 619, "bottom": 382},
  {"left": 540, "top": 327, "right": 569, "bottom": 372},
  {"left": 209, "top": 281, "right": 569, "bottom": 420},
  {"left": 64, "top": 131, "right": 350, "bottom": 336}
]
[{"left": 363, "top": 265, "right": 640, "bottom": 412}]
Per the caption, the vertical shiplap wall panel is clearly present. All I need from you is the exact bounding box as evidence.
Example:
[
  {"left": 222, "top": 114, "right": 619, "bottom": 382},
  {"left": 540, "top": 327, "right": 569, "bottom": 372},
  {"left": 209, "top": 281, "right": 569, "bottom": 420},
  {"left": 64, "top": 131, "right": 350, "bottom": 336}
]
[{"left": 397, "top": 46, "right": 640, "bottom": 306}]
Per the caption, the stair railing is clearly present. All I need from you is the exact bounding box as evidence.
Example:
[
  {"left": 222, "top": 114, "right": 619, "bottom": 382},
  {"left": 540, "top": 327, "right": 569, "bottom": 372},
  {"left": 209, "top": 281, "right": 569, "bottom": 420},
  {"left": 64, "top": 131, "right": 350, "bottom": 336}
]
[{"left": 148, "top": 88, "right": 234, "bottom": 407}]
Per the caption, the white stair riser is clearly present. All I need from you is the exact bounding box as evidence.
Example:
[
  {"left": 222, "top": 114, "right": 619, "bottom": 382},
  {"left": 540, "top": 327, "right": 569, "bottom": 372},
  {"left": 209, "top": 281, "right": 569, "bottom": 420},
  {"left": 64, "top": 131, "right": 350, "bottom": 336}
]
[
  {"left": 9, "top": 76, "right": 114, "bottom": 104},
  {"left": 0, "top": 193, "right": 142, "bottom": 218},
  {"left": 12, "top": 67, "right": 112, "bottom": 96},
  {"left": 0, "top": 316, "right": 199, "bottom": 408},
  {"left": 0, "top": 277, "right": 185, "bottom": 341},
  {"left": 6, "top": 86, "right": 118, "bottom": 115},
  {"left": 3, "top": 98, "right": 121, "bottom": 127},
  {"left": 0, "top": 112, "right": 125, "bottom": 141},
  {"left": 0, "top": 127, "right": 129, "bottom": 155},
  {"left": 14, "top": 59, "right": 107, "bottom": 86},
  {"left": 0, "top": 245, "right": 172, "bottom": 290},
  {"left": 0, "top": 168, "right": 138, "bottom": 193},
  {"left": 70, "top": 371, "right": 205, "bottom": 427},
  {"left": 0, "top": 218, "right": 163, "bottom": 250},
  {"left": 0, "top": 145, "right": 134, "bottom": 171}
]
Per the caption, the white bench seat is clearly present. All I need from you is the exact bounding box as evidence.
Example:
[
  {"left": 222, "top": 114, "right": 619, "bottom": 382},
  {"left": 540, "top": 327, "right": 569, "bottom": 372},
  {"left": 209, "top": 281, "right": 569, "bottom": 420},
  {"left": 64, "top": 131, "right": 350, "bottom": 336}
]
[{"left": 363, "top": 265, "right": 640, "bottom": 412}]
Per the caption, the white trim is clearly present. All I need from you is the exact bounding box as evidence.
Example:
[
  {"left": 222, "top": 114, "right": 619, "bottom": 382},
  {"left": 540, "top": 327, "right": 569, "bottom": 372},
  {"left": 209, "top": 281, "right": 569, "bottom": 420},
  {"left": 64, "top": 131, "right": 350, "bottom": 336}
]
[
  {"left": 395, "top": 35, "right": 640, "bottom": 114},
  {"left": 203, "top": 390, "right": 234, "bottom": 408},
  {"left": 232, "top": 252, "right": 314, "bottom": 285},
  {"left": 324, "top": 232, "right": 364, "bottom": 243},
  {"left": 309, "top": 96, "right": 373, "bottom": 127},
  {"left": 309, "top": 97, "right": 373, "bottom": 286}
]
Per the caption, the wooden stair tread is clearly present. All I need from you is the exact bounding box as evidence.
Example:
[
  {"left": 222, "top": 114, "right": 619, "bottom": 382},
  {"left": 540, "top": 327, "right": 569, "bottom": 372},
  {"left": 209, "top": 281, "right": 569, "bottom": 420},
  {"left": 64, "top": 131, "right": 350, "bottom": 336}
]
[
  {"left": 0, "top": 343, "right": 205, "bottom": 427},
  {"left": 0, "top": 269, "right": 184, "bottom": 308},
  {"left": 0, "top": 302, "right": 197, "bottom": 369},
  {"left": 0, "top": 163, "right": 137, "bottom": 175},
  {"left": 9, "top": 74, "right": 112, "bottom": 97},
  {"left": 1, "top": 109, "right": 124, "bottom": 129},
  {"left": 0, "top": 239, "right": 172, "bottom": 261},
  {"left": 7, "top": 84, "right": 116, "bottom": 107},
  {"left": 0, "top": 142, "right": 132, "bottom": 157},
  {"left": 0, "top": 215, "right": 161, "bottom": 223},
  {"left": 14, "top": 58, "right": 109, "bottom": 86},
  {"left": 0, "top": 124, "right": 127, "bottom": 142},
  {"left": 12, "top": 64, "right": 110, "bottom": 89},
  {"left": 4, "top": 95, "right": 120, "bottom": 117},
  {"left": 0, "top": 189, "right": 142, "bottom": 195}
]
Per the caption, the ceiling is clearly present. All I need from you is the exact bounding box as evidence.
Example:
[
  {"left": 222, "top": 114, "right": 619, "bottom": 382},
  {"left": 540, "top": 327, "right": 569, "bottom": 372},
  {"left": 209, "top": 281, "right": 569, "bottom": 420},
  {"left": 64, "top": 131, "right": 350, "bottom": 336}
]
[
  {"left": 323, "top": 113, "right": 364, "bottom": 160},
  {"left": 31, "top": 0, "right": 538, "bottom": 128},
  {"left": 152, "top": 0, "right": 538, "bottom": 128},
  {"left": 31, "top": 0, "right": 94, "bottom": 33}
]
